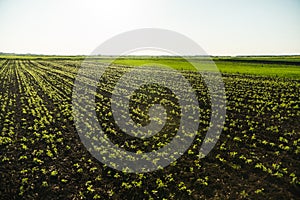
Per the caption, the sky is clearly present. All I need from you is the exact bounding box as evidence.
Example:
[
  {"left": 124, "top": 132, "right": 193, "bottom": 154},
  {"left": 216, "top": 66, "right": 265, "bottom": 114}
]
[{"left": 0, "top": 0, "right": 299, "bottom": 56}]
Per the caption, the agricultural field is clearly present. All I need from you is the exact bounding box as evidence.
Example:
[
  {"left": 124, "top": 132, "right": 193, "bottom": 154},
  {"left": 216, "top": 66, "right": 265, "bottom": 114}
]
[{"left": 0, "top": 56, "right": 299, "bottom": 199}]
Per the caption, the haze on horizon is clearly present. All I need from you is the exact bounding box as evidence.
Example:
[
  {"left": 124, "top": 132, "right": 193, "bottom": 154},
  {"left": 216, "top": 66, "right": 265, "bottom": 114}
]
[{"left": 0, "top": 0, "right": 299, "bottom": 56}]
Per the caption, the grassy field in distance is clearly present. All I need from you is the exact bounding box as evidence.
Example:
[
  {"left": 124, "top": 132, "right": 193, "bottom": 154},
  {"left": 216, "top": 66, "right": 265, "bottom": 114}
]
[{"left": 107, "top": 56, "right": 300, "bottom": 79}]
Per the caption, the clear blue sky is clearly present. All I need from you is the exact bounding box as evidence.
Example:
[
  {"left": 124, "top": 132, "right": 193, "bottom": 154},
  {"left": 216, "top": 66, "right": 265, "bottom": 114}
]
[{"left": 0, "top": 0, "right": 299, "bottom": 55}]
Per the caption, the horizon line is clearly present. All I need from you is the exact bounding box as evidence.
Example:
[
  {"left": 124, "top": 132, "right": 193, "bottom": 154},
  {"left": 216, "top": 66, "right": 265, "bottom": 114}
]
[{"left": 1, "top": 52, "right": 300, "bottom": 57}]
